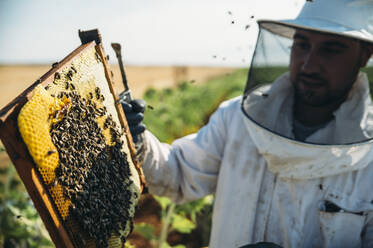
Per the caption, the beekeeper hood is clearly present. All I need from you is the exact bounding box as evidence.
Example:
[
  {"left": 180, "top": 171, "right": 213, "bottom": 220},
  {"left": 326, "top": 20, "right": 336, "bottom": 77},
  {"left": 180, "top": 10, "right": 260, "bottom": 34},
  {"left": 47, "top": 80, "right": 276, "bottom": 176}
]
[{"left": 242, "top": 0, "right": 373, "bottom": 179}]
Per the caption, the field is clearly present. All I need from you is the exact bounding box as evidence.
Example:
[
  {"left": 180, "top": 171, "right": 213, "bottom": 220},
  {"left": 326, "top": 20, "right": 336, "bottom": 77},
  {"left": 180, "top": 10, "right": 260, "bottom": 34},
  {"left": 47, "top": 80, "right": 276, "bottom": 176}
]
[{"left": 0, "top": 65, "right": 237, "bottom": 110}]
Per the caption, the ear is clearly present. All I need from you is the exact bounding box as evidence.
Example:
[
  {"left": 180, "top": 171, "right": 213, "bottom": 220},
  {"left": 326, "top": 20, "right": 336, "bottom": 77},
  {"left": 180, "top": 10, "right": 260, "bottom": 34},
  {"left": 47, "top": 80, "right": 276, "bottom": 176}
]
[{"left": 360, "top": 43, "right": 373, "bottom": 68}]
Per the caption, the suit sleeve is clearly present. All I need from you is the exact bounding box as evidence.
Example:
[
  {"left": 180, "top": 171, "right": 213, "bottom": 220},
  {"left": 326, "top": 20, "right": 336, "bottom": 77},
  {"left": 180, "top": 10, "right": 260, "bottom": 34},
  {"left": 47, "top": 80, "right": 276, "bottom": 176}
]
[{"left": 140, "top": 101, "right": 230, "bottom": 203}]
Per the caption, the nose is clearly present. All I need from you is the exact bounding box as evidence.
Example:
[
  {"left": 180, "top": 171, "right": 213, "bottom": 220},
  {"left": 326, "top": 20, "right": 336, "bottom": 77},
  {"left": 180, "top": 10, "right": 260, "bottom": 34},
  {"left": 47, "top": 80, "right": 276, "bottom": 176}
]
[{"left": 301, "top": 49, "right": 321, "bottom": 74}]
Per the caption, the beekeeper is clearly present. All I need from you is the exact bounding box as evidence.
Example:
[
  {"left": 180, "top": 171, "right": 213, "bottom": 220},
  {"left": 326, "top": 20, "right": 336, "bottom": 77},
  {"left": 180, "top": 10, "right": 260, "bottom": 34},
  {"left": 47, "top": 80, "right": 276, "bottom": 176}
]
[{"left": 123, "top": 0, "right": 373, "bottom": 247}]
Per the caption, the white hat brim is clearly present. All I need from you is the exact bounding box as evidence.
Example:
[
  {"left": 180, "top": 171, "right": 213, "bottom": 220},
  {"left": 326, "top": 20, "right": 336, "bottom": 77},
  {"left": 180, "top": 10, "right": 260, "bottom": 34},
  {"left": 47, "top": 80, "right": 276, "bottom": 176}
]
[{"left": 258, "top": 18, "right": 373, "bottom": 45}]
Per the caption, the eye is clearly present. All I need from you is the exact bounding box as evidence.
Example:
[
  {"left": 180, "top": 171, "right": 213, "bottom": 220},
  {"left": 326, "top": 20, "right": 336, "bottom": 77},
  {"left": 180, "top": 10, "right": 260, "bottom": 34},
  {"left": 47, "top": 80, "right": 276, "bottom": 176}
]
[
  {"left": 320, "top": 46, "right": 344, "bottom": 55},
  {"left": 293, "top": 41, "right": 310, "bottom": 51}
]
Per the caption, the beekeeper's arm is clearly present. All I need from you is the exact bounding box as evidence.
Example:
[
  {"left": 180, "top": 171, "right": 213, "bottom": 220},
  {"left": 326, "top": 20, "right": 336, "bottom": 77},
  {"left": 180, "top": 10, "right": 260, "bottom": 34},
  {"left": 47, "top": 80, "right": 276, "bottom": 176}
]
[{"left": 122, "top": 99, "right": 227, "bottom": 203}]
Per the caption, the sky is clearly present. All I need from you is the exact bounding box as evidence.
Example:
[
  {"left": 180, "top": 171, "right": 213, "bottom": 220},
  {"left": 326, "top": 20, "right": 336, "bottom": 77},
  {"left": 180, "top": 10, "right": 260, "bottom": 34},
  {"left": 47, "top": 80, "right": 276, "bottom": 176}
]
[{"left": 0, "top": 0, "right": 305, "bottom": 67}]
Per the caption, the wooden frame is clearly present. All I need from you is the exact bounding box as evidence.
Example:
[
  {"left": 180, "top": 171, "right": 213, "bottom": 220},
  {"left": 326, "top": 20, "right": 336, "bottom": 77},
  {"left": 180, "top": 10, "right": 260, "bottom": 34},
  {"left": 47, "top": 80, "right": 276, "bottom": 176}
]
[{"left": 0, "top": 38, "right": 144, "bottom": 247}]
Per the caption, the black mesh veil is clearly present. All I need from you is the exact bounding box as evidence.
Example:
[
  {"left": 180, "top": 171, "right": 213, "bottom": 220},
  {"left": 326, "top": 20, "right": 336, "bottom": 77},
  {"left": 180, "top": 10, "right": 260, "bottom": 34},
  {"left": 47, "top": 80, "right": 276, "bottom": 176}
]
[
  {"left": 241, "top": 25, "right": 373, "bottom": 145},
  {"left": 244, "top": 28, "right": 293, "bottom": 94}
]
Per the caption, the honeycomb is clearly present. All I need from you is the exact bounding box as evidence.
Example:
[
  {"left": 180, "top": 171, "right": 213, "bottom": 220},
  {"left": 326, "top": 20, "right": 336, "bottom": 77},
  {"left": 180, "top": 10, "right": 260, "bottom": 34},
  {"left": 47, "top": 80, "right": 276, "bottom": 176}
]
[
  {"left": 17, "top": 46, "right": 141, "bottom": 247},
  {"left": 18, "top": 85, "right": 64, "bottom": 184}
]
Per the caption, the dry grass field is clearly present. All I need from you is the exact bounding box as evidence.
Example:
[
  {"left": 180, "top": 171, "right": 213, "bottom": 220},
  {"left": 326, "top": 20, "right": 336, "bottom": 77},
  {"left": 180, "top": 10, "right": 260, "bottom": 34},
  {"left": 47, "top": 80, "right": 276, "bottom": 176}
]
[
  {"left": 0, "top": 65, "right": 237, "bottom": 109},
  {"left": 0, "top": 65, "right": 237, "bottom": 166}
]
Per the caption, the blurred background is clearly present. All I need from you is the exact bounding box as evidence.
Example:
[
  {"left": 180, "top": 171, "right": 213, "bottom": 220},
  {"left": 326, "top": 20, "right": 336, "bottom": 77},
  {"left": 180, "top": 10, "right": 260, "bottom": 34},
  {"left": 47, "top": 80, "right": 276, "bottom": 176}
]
[{"left": 0, "top": 0, "right": 304, "bottom": 247}]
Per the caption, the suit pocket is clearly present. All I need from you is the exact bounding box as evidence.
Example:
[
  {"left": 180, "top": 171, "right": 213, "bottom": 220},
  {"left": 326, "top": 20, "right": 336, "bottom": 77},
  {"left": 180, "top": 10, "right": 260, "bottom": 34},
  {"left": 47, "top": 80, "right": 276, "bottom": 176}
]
[{"left": 319, "top": 200, "right": 365, "bottom": 248}]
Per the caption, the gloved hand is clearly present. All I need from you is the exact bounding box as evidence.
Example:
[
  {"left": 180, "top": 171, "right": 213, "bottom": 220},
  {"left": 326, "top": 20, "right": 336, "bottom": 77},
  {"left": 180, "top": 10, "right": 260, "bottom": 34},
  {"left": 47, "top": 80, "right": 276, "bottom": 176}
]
[
  {"left": 121, "top": 99, "right": 146, "bottom": 144},
  {"left": 239, "top": 242, "right": 283, "bottom": 248}
]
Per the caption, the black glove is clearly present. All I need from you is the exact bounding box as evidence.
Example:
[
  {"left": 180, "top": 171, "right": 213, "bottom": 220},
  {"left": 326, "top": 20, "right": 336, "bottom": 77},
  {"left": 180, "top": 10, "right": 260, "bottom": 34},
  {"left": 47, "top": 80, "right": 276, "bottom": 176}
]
[
  {"left": 121, "top": 99, "right": 146, "bottom": 144},
  {"left": 239, "top": 242, "right": 283, "bottom": 248}
]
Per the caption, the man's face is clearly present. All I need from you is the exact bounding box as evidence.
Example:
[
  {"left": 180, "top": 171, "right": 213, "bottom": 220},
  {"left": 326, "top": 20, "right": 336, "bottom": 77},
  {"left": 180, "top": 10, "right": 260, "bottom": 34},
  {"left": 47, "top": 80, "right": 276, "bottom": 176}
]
[{"left": 290, "top": 30, "right": 365, "bottom": 107}]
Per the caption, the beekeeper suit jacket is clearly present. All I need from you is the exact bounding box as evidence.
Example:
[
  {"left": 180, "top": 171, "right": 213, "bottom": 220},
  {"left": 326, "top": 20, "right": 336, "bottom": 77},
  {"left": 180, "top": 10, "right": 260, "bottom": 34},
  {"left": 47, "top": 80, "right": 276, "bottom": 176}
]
[{"left": 140, "top": 71, "right": 373, "bottom": 248}]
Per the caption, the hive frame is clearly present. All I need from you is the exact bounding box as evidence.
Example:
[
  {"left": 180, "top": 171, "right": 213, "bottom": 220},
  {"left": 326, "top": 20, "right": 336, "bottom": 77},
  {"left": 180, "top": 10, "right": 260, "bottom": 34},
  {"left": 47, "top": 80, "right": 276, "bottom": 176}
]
[{"left": 0, "top": 39, "right": 144, "bottom": 247}]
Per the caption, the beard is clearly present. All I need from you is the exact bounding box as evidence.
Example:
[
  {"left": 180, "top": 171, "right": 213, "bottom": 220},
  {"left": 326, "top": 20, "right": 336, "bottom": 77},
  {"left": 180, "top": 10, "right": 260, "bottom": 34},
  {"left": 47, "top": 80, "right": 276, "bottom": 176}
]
[{"left": 293, "top": 74, "right": 353, "bottom": 107}]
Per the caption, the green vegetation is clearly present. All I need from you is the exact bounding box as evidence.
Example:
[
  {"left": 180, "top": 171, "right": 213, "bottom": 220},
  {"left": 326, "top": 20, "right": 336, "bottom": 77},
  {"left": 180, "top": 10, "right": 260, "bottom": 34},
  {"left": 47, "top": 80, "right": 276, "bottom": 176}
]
[
  {"left": 0, "top": 160, "right": 53, "bottom": 247},
  {"left": 143, "top": 69, "right": 248, "bottom": 143}
]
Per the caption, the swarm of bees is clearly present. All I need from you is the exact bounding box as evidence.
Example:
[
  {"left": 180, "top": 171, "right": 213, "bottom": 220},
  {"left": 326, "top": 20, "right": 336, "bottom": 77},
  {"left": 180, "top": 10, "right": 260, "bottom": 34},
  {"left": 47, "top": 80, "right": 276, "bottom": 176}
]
[{"left": 49, "top": 89, "right": 134, "bottom": 247}]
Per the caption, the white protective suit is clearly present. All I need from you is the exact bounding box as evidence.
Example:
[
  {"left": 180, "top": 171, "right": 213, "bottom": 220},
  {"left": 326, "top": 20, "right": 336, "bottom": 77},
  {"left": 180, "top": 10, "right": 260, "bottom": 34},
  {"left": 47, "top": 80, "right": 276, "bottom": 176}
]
[{"left": 141, "top": 71, "right": 373, "bottom": 248}]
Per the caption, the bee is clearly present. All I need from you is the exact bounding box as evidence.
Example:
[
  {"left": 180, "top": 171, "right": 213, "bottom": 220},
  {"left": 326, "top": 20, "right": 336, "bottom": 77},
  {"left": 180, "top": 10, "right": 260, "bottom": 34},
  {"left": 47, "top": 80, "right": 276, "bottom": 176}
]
[
  {"left": 47, "top": 150, "right": 57, "bottom": 156},
  {"left": 65, "top": 81, "right": 69, "bottom": 90},
  {"left": 67, "top": 71, "right": 73, "bottom": 80},
  {"left": 71, "top": 66, "right": 77, "bottom": 73},
  {"left": 54, "top": 72, "right": 61, "bottom": 80},
  {"left": 95, "top": 87, "right": 101, "bottom": 95},
  {"left": 44, "top": 85, "right": 50, "bottom": 90},
  {"left": 53, "top": 110, "right": 60, "bottom": 119},
  {"left": 147, "top": 105, "right": 154, "bottom": 110},
  {"left": 104, "top": 120, "right": 109, "bottom": 129},
  {"left": 70, "top": 83, "right": 76, "bottom": 90},
  {"left": 101, "top": 95, "right": 105, "bottom": 101},
  {"left": 89, "top": 92, "right": 93, "bottom": 99}
]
